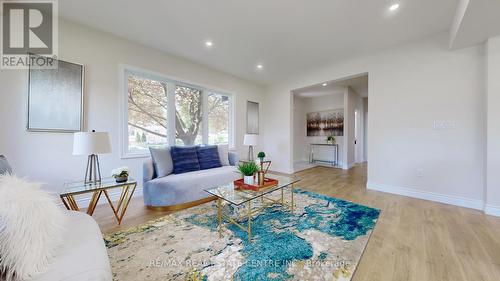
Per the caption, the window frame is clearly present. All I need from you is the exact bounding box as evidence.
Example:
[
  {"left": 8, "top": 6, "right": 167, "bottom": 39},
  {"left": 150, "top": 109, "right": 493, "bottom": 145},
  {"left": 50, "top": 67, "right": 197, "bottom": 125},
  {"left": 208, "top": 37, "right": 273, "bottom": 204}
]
[{"left": 119, "top": 65, "right": 235, "bottom": 159}]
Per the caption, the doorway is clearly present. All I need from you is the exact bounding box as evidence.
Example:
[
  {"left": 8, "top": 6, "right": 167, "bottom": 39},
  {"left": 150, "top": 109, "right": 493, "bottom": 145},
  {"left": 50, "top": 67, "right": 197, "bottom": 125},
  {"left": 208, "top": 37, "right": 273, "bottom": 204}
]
[{"left": 291, "top": 74, "right": 368, "bottom": 172}]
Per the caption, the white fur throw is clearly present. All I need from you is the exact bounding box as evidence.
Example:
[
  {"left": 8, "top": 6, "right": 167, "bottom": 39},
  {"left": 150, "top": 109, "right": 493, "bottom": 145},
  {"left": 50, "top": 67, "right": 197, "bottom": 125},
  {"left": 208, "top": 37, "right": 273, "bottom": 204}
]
[{"left": 0, "top": 175, "right": 66, "bottom": 281}]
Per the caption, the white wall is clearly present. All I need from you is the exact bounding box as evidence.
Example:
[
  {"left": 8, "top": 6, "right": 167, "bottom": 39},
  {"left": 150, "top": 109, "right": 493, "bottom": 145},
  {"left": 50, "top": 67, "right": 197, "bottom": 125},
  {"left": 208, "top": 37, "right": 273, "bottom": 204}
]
[
  {"left": 293, "top": 92, "right": 346, "bottom": 167},
  {"left": 292, "top": 95, "right": 308, "bottom": 162},
  {"left": 263, "top": 32, "right": 487, "bottom": 210},
  {"left": 0, "top": 20, "right": 265, "bottom": 194},
  {"left": 486, "top": 35, "right": 500, "bottom": 215}
]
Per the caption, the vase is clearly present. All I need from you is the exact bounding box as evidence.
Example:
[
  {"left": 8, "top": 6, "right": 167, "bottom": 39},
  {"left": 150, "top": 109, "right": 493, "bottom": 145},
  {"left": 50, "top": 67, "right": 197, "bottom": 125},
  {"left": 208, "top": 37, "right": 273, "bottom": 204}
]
[
  {"left": 257, "top": 171, "right": 265, "bottom": 186},
  {"left": 115, "top": 176, "right": 128, "bottom": 183},
  {"left": 243, "top": 175, "right": 254, "bottom": 185}
]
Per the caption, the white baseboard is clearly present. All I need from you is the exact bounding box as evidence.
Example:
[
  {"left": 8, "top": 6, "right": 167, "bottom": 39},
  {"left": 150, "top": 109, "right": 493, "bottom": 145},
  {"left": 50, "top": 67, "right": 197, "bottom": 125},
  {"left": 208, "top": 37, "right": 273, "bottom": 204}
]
[
  {"left": 58, "top": 187, "right": 143, "bottom": 208},
  {"left": 345, "top": 162, "right": 355, "bottom": 170},
  {"left": 367, "top": 182, "right": 485, "bottom": 211},
  {"left": 484, "top": 204, "right": 500, "bottom": 217}
]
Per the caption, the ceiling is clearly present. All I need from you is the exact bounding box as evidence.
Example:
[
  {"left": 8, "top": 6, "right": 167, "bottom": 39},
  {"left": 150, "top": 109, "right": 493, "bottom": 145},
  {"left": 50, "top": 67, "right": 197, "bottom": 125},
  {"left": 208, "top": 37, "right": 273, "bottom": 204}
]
[
  {"left": 59, "top": 0, "right": 459, "bottom": 85},
  {"left": 449, "top": 0, "right": 500, "bottom": 49},
  {"left": 293, "top": 75, "right": 368, "bottom": 98}
]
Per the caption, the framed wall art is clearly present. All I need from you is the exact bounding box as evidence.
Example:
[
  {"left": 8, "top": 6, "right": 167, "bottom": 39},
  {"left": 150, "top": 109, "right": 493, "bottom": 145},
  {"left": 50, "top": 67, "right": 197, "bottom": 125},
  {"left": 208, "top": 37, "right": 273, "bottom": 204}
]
[
  {"left": 246, "top": 101, "right": 259, "bottom": 134},
  {"left": 27, "top": 54, "right": 84, "bottom": 132},
  {"left": 306, "top": 109, "right": 344, "bottom": 137}
]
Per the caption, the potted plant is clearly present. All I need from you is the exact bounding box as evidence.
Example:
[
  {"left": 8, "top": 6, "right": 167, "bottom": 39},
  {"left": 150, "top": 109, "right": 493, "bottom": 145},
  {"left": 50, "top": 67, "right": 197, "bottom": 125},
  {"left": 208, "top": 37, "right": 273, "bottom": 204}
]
[
  {"left": 111, "top": 167, "right": 129, "bottom": 183},
  {"left": 326, "top": 135, "right": 335, "bottom": 144},
  {"left": 257, "top": 151, "right": 266, "bottom": 162},
  {"left": 237, "top": 162, "right": 259, "bottom": 185}
]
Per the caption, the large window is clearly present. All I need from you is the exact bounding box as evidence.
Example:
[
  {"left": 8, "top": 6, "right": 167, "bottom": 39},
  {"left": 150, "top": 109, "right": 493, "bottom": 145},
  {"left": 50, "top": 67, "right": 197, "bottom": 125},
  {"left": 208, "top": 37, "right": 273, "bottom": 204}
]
[{"left": 122, "top": 68, "right": 233, "bottom": 157}]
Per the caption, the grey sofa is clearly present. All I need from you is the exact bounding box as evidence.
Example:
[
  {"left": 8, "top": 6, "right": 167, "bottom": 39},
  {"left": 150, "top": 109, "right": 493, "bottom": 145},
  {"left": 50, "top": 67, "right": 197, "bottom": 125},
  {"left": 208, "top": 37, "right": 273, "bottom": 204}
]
[
  {"left": 0, "top": 155, "right": 112, "bottom": 281},
  {"left": 143, "top": 150, "right": 240, "bottom": 209}
]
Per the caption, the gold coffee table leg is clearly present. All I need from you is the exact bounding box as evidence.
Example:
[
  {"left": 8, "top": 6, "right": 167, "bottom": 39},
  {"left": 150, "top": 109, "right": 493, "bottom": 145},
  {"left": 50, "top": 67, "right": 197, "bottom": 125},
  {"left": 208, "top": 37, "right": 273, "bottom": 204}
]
[
  {"left": 247, "top": 200, "right": 252, "bottom": 242},
  {"left": 291, "top": 184, "right": 294, "bottom": 213},
  {"left": 217, "top": 198, "right": 222, "bottom": 238},
  {"left": 281, "top": 188, "right": 284, "bottom": 205}
]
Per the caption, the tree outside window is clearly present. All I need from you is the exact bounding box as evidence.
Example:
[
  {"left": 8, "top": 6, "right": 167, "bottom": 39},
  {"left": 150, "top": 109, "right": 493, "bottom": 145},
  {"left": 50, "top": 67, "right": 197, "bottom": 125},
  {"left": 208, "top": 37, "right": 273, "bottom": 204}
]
[
  {"left": 175, "top": 85, "right": 203, "bottom": 146},
  {"left": 208, "top": 93, "right": 229, "bottom": 145},
  {"left": 127, "top": 75, "right": 167, "bottom": 152}
]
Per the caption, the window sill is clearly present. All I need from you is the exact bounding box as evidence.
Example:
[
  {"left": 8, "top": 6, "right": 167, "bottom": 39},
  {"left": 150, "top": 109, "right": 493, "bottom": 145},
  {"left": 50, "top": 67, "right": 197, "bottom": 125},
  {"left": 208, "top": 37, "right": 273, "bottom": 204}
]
[{"left": 121, "top": 153, "right": 150, "bottom": 160}]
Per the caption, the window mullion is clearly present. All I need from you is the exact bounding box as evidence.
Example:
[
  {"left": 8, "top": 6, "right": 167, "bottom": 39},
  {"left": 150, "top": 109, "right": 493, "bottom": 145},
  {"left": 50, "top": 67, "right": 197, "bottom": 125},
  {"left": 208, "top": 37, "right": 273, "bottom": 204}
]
[
  {"left": 167, "top": 82, "right": 176, "bottom": 146},
  {"left": 202, "top": 90, "right": 209, "bottom": 145},
  {"left": 229, "top": 95, "right": 235, "bottom": 148}
]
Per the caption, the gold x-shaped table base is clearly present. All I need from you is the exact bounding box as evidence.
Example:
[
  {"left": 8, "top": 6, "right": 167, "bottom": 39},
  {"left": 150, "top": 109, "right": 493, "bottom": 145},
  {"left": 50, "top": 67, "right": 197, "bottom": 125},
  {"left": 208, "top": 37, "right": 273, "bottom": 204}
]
[{"left": 60, "top": 183, "right": 137, "bottom": 225}]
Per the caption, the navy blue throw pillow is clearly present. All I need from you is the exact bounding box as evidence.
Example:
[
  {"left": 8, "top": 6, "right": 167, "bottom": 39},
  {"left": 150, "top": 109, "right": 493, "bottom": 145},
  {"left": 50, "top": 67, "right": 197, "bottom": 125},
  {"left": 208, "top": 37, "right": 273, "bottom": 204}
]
[
  {"left": 197, "top": 145, "right": 222, "bottom": 170},
  {"left": 170, "top": 146, "right": 201, "bottom": 174}
]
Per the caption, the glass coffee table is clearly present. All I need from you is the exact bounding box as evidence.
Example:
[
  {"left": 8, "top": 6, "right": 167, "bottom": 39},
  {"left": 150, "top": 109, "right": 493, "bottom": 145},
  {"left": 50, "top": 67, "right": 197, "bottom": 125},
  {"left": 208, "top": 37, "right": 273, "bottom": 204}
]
[
  {"left": 205, "top": 174, "right": 300, "bottom": 242},
  {"left": 60, "top": 177, "right": 137, "bottom": 225}
]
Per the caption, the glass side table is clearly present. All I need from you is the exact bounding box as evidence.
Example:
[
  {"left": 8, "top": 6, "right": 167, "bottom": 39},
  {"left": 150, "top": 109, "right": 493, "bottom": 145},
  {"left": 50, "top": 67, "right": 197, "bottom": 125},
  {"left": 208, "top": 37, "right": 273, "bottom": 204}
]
[{"left": 60, "top": 177, "right": 137, "bottom": 225}]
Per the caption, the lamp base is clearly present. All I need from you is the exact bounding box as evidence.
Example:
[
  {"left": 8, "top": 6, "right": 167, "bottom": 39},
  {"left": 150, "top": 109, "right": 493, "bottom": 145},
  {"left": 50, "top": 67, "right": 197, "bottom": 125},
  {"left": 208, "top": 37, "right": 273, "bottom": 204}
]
[
  {"left": 85, "top": 154, "right": 102, "bottom": 184},
  {"left": 247, "top": 145, "right": 254, "bottom": 161}
]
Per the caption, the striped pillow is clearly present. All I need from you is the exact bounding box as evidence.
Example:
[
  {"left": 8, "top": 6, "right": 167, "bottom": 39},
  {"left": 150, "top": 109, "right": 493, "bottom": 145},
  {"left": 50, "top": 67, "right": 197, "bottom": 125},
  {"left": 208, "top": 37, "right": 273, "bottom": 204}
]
[
  {"left": 197, "top": 145, "right": 222, "bottom": 170},
  {"left": 170, "top": 146, "right": 201, "bottom": 174}
]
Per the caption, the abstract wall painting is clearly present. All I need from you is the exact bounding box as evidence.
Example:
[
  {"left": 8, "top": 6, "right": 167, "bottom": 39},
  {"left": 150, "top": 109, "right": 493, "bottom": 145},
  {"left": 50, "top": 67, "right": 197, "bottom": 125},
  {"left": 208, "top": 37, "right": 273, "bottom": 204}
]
[
  {"left": 27, "top": 54, "right": 84, "bottom": 132},
  {"left": 307, "top": 109, "right": 344, "bottom": 136}
]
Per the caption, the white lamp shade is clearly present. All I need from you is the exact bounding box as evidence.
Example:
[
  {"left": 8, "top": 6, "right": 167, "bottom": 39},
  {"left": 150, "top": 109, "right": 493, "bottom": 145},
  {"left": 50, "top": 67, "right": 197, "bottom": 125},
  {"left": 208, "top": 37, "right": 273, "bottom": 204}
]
[
  {"left": 244, "top": 134, "right": 259, "bottom": 146},
  {"left": 73, "top": 132, "right": 112, "bottom": 155}
]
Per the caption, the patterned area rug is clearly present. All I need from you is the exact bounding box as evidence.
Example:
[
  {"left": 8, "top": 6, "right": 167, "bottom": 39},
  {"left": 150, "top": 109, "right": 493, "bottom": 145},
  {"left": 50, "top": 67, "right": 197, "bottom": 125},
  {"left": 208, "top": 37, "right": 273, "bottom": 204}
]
[{"left": 105, "top": 189, "right": 380, "bottom": 281}]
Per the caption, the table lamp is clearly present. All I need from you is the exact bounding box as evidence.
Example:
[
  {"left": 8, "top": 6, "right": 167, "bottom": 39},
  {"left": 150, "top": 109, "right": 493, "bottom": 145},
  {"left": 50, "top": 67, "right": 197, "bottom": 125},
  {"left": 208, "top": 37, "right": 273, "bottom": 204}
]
[
  {"left": 244, "top": 134, "right": 259, "bottom": 161},
  {"left": 73, "top": 130, "right": 111, "bottom": 184}
]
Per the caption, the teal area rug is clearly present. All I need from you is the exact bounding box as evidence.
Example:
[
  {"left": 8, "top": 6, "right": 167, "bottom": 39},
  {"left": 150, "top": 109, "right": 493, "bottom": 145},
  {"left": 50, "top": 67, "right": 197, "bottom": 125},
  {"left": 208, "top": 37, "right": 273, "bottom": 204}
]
[{"left": 105, "top": 189, "right": 380, "bottom": 281}]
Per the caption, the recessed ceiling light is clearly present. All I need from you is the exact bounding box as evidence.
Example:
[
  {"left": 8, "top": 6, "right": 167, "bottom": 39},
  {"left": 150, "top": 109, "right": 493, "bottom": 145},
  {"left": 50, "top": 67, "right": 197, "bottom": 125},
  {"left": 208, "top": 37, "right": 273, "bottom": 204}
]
[
  {"left": 256, "top": 64, "right": 263, "bottom": 70},
  {"left": 389, "top": 3, "right": 400, "bottom": 11},
  {"left": 205, "top": 40, "right": 213, "bottom": 47},
  {"left": 322, "top": 83, "right": 327, "bottom": 87}
]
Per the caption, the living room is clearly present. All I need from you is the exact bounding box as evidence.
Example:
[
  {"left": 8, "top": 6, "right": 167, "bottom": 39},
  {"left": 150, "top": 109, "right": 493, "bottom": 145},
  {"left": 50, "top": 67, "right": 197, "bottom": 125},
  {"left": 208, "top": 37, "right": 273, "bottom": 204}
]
[{"left": 1, "top": 1, "right": 500, "bottom": 281}]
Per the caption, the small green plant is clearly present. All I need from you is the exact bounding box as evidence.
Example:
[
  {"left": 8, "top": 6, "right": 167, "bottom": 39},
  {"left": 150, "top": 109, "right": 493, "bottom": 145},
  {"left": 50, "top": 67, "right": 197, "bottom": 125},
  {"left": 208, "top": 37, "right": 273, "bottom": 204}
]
[
  {"left": 326, "top": 135, "right": 335, "bottom": 143},
  {"left": 237, "top": 161, "right": 259, "bottom": 176},
  {"left": 257, "top": 151, "right": 266, "bottom": 160},
  {"left": 111, "top": 167, "right": 129, "bottom": 178}
]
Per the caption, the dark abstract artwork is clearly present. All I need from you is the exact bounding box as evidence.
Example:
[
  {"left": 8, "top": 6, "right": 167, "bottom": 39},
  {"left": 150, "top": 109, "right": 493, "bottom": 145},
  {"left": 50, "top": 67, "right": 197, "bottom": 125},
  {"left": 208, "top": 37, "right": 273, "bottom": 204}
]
[{"left": 307, "top": 109, "right": 344, "bottom": 137}]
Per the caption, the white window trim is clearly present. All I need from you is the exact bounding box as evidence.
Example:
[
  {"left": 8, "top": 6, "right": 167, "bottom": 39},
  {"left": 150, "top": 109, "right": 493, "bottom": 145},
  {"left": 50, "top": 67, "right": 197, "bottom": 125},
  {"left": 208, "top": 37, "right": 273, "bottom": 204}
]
[{"left": 119, "top": 64, "right": 235, "bottom": 159}]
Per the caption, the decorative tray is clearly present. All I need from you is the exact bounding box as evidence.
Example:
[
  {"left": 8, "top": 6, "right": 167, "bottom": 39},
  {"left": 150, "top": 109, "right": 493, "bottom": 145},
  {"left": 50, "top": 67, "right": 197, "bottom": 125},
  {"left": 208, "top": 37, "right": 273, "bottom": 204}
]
[{"left": 234, "top": 178, "right": 278, "bottom": 191}]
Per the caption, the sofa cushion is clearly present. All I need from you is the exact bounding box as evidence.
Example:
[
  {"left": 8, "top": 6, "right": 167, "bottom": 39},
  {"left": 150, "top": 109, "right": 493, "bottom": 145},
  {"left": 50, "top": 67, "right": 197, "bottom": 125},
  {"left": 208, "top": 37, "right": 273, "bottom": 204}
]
[
  {"left": 197, "top": 145, "right": 222, "bottom": 170},
  {"left": 0, "top": 155, "right": 12, "bottom": 175},
  {"left": 143, "top": 166, "right": 240, "bottom": 206},
  {"left": 170, "top": 146, "right": 200, "bottom": 174},
  {"left": 149, "top": 147, "right": 173, "bottom": 177},
  {"left": 32, "top": 211, "right": 112, "bottom": 281},
  {"left": 217, "top": 145, "right": 230, "bottom": 166}
]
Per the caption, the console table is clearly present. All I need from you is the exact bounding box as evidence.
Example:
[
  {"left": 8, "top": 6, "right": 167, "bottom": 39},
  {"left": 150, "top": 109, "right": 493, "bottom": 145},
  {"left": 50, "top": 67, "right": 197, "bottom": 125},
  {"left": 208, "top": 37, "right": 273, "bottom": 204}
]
[{"left": 309, "top": 143, "right": 339, "bottom": 166}]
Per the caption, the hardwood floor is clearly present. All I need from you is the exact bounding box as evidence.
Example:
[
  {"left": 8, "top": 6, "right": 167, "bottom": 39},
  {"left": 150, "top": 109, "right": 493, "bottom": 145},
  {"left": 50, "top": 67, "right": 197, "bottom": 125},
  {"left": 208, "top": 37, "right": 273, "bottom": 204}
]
[{"left": 92, "top": 163, "right": 500, "bottom": 281}]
